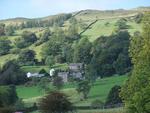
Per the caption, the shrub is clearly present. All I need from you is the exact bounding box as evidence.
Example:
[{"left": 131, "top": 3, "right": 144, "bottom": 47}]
[
  {"left": 91, "top": 99, "right": 104, "bottom": 109},
  {"left": 0, "top": 107, "right": 14, "bottom": 113},
  {"left": 105, "top": 85, "right": 122, "bottom": 106},
  {"left": 76, "top": 80, "right": 91, "bottom": 100},
  {"left": 39, "top": 69, "right": 49, "bottom": 76},
  {"left": 115, "top": 18, "right": 129, "bottom": 30},
  {"left": 39, "top": 91, "right": 74, "bottom": 113},
  {"left": 10, "top": 48, "right": 21, "bottom": 54},
  {"left": 0, "top": 85, "right": 18, "bottom": 109},
  {"left": 14, "top": 99, "right": 25, "bottom": 110},
  {"left": 38, "top": 77, "right": 50, "bottom": 93}
]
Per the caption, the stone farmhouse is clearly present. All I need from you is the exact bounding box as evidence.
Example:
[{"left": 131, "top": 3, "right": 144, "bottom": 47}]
[
  {"left": 26, "top": 63, "right": 84, "bottom": 82},
  {"left": 68, "top": 63, "right": 84, "bottom": 79},
  {"left": 57, "top": 63, "right": 85, "bottom": 82},
  {"left": 57, "top": 72, "right": 69, "bottom": 83}
]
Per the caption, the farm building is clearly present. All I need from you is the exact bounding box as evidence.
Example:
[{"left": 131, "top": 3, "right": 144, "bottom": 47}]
[
  {"left": 26, "top": 72, "right": 45, "bottom": 78},
  {"left": 53, "top": 63, "right": 85, "bottom": 82},
  {"left": 57, "top": 72, "right": 69, "bottom": 83},
  {"left": 69, "top": 63, "right": 84, "bottom": 79},
  {"left": 69, "top": 63, "right": 84, "bottom": 71},
  {"left": 49, "top": 68, "right": 55, "bottom": 76}
]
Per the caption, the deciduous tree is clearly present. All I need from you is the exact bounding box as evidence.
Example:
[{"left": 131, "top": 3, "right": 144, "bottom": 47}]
[
  {"left": 0, "top": 37, "right": 11, "bottom": 56},
  {"left": 76, "top": 80, "right": 91, "bottom": 100},
  {"left": 121, "top": 12, "right": 150, "bottom": 113},
  {"left": 39, "top": 91, "right": 73, "bottom": 113}
]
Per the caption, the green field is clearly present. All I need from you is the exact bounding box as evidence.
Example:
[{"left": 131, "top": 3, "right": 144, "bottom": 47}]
[
  {"left": 70, "top": 75, "right": 127, "bottom": 106},
  {"left": 81, "top": 18, "right": 141, "bottom": 42},
  {"left": 81, "top": 19, "right": 117, "bottom": 41},
  {"left": 16, "top": 75, "right": 127, "bottom": 107}
]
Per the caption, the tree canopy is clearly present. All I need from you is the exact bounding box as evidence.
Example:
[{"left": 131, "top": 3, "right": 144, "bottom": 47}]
[
  {"left": 0, "top": 60, "right": 26, "bottom": 85},
  {"left": 0, "top": 37, "right": 11, "bottom": 56},
  {"left": 39, "top": 91, "right": 73, "bottom": 113},
  {"left": 121, "top": 12, "right": 150, "bottom": 113},
  {"left": 18, "top": 49, "right": 36, "bottom": 66},
  {"left": 90, "top": 31, "right": 131, "bottom": 77},
  {"left": 15, "top": 31, "right": 37, "bottom": 48}
]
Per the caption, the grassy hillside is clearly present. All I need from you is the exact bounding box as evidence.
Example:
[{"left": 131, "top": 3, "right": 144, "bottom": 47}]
[
  {"left": 81, "top": 18, "right": 142, "bottom": 42},
  {"left": 74, "top": 9, "right": 138, "bottom": 21},
  {"left": 0, "top": 8, "right": 146, "bottom": 66}
]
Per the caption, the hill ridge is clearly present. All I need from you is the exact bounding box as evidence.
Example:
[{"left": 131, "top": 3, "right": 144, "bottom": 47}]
[{"left": 1, "top": 6, "right": 150, "bottom": 23}]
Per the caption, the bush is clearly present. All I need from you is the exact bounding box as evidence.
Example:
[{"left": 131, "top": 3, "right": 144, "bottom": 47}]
[
  {"left": 34, "top": 40, "right": 43, "bottom": 46},
  {"left": 39, "top": 69, "right": 49, "bottom": 76},
  {"left": 0, "top": 85, "right": 18, "bottom": 108},
  {"left": 10, "top": 48, "right": 21, "bottom": 54},
  {"left": 39, "top": 91, "right": 74, "bottom": 113},
  {"left": 91, "top": 100, "right": 104, "bottom": 109},
  {"left": 105, "top": 85, "right": 122, "bottom": 106},
  {"left": 0, "top": 107, "right": 14, "bottom": 113},
  {"left": 76, "top": 80, "right": 91, "bottom": 100},
  {"left": 14, "top": 99, "right": 25, "bottom": 110},
  {"left": 38, "top": 77, "right": 50, "bottom": 93},
  {"left": 134, "top": 13, "right": 143, "bottom": 23},
  {"left": 115, "top": 18, "right": 128, "bottom": 30}
]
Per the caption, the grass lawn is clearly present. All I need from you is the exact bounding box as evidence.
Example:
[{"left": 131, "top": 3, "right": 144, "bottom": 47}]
[
  {"left": 21, "top": 65, "right": 50, "bottom": 73},
  {"left": 16, "top": 85, "right": 44, "bottom": 99},
  {"left": 16, "top": 75, "right": 127, "bottom": 107},
  {"left": 17, "top": 82, "right": 75, "bottom": 99}
]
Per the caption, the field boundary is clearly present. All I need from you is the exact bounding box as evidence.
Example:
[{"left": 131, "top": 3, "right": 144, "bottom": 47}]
[{"left": 79, "top": 19, "right": 98, "bottom": 35}]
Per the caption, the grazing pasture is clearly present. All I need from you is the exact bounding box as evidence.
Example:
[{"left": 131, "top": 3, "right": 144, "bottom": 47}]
[{"left": 16, "top": 75, "right": 127, "bottom": 107}]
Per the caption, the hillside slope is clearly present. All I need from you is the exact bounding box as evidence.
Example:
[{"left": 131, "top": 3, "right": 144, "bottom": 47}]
[{"left": 0, "top": 7, "right": 149, "bottom": 66}]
